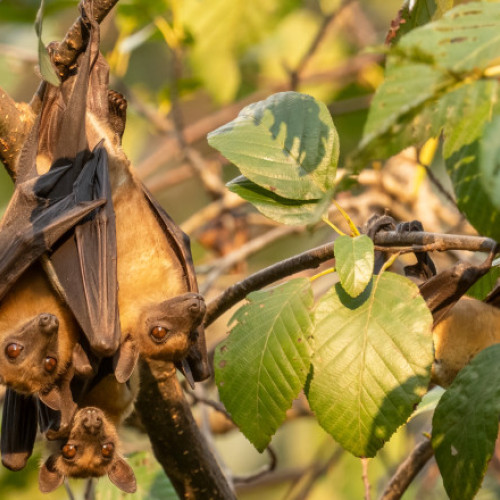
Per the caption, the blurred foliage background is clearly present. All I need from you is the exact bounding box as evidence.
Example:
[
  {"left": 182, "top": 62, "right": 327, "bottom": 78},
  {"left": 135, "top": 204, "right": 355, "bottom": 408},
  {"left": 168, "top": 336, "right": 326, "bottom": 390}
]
[{"left": 1, "top": 0, "right": 499, "bottom": 499}]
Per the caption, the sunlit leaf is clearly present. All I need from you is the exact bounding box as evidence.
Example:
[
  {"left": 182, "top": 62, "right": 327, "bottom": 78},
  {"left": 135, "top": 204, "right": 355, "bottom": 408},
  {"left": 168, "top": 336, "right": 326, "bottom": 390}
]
[
  {"left": 227, "top": 176, "right": 332, "bottom": 225},
  {"left": 208, "top": 92, "right": 339, "bottom": 201},
  {"left": 432, "top": 344, "right": 500, "bottom": 500},
  {"left": 307, "top": 273, "right": 433, "bottom": 457},
  {"left": 350, "top": 3, "right": 500, "bottom": 170},
  {"left": 334, "top": 235, "right": 374, "bottom": 298},
  {"left": 409, "top": 386, "right": 445, "bottom": 421},
  {"left": 215, "top": 279, "right": 313, "bottom": 452}
]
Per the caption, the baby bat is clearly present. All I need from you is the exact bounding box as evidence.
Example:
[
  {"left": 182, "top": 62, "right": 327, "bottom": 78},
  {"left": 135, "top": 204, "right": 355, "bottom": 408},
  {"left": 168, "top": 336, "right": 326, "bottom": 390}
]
[{"left": 39, "top": 372, "right": 137, "bottom": 494}]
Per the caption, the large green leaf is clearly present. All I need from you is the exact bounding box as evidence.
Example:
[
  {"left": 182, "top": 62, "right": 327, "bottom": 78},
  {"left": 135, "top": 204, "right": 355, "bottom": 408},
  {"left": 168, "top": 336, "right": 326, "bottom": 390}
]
[
  {"left": 227, "top": 176, "right": 332, "bottom": 225},
  {"left": 350, "top": 3, "right": 500, "bottom": 170},
  {"left": 432, "top": 344, "right": 500, "bottom": 500},
  {"left": 208, "top": 92, "right": 339, "bottom": 200},
  {"left": 334, "top": 235, "right": 374, "bottom": 298},
  {"left": 215, "top": 278, "right": 313, "bottom": 452},
  {"left": 95, "top": 452, "right": 178, "bottom": 500},
  {"left": 445, "top": 114, "right": 500, "bottom": 241},
  {"left": 466, "top": 267, "right": 500, "bottom": 301},
  {"left": 307, "top": 273, "right": 433, "bottom": 457}
]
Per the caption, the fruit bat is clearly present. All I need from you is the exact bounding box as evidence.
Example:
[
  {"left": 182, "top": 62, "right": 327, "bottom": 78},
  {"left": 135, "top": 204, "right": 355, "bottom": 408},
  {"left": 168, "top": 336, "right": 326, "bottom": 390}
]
[
  {"left": 45, "top": 6, "right": 210, "bottom": 383},
  {"left": 38, "top": 367, "right": 137, "bottom": 494}
]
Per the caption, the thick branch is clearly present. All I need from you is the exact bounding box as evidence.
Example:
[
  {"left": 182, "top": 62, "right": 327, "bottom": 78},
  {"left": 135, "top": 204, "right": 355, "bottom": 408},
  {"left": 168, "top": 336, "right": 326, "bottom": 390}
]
[
  {"left": 205, "top": 230, "right": 498, "bottom": 326},
  {"left": 51, "top": 0, "right": 119, "bottom": 77},
  {"left": 0, "top": 90, "right": 35, "bottom": 175},
  {"left": 136, "top": 360, "right": 236, "bottom": 499},
  {"left": 380, "top": 438, "right": 434, "bottom": 500}
]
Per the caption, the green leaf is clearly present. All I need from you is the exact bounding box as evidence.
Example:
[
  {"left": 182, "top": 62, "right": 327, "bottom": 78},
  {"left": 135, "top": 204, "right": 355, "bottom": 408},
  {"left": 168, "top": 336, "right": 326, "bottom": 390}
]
[
  {"left": 409, "top": 386, "right": 445, "bottom": 421},
  {"left": 391, "top": 0, "right": 439, "bottom": 44},
  {"left": 227, "top": 176, "right": 332, "bottom": 225},
  {"left": 95, "top": 451, "right": 178, "bottom": 500},
  {"left": 215, "top": 278, "right": 313, "bottom": 452},
  {"left": 445, "top": 114, "right": 500, "bottom": 241},
  {"left": 35, "top": 0, "right": 60, "bottom": 87},
  {"left": 432, "top": 344, "right": 500, "bottom": 500},
  {"left": 466, "top": 267, "right": 500, "bottom": 301},
  {"left": 334, "top": 235, "right": 374, "bottom": 298},
  {"left": 350, "top": 3, "right": 500, "bottom": 170},
  {"left": 307, "top": 273, "right": 433, "bottom": 457},
  {"left": 208, "top": 91, "right": 339, "bottom": 200}
]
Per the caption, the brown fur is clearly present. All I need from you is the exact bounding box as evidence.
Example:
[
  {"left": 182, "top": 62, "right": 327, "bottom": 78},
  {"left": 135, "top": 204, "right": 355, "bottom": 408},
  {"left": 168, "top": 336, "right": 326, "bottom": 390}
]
[
  {"left": 432, "top": 297, "right": 500, "bottom": 387},
  {"left": 0, "top": 262, "right": 78, "bottom": 395}
]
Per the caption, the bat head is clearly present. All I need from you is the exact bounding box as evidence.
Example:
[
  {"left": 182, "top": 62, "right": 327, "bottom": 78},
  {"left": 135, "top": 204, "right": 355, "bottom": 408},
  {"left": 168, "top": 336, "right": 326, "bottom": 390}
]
[
  {"left": 39, "top": 406, "right": 136, "bottom": 494},
  {"left": 114, "top": 293, "right": 206, "bottom": 383},
  {"left": 0, "top": 313, "right": 67, "bottom": 395}
]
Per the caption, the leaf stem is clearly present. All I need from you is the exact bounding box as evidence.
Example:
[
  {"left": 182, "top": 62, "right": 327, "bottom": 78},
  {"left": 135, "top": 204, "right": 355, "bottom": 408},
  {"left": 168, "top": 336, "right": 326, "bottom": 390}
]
[
  {"left": 322, "top": 215, "right": 346, "bottom": 236},
  {"left": 310, "top": 267, "right": 336, "bottom": 283},
  {"left": 333, "top": 200, "right": 360, "bottom": 236}
]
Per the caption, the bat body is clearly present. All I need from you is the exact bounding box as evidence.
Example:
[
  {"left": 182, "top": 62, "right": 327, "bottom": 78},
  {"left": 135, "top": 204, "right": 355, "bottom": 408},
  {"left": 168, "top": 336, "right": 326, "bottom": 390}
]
[{"left": 431, "top": 297, "right": 500, "bottom": 387}]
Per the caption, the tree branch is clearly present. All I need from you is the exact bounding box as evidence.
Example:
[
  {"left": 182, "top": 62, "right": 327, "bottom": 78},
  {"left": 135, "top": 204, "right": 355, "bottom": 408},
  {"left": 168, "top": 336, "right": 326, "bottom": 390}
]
[
  {"left": 51, "top": 0, "right": 119, "bottom": 78},
  {"left": 136, "top": 360, "right": 236, "bottom": 499},
  {"left": 380, "top": 437, "right": 434, "bottom": 500},
  {"left": 205, "top": 229, "right": 498, "bottom": 326}
]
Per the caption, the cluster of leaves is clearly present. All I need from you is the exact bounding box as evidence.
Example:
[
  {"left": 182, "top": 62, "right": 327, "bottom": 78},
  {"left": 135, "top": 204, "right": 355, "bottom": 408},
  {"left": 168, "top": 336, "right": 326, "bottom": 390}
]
[{"left": 209, "top": 2, "right": 500, "bottom": 499}]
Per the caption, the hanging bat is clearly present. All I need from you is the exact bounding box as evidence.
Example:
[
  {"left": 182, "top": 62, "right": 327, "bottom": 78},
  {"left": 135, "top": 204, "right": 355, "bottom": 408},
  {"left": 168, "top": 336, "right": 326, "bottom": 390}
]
[
  {"left": 368, "top": 215, "right": 498, "bottom": 387},
  {"left": 35, "top": 6, "right": 210, "bottom": 384},
  {"left": 38, "top": 367, "right": 137, "bottom": 494}
]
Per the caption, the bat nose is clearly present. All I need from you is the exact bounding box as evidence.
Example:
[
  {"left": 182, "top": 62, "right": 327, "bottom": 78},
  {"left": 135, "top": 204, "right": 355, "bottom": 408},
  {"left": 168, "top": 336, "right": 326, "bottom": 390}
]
[
  {"left": 187, "top": 295, "right": 206, "bottom": 318},
  {"left": 39, "top": 314, "right": 59, "bottom": 335},
  {"left": 82, "top": 407, "right": 103, "bottom": 434}
]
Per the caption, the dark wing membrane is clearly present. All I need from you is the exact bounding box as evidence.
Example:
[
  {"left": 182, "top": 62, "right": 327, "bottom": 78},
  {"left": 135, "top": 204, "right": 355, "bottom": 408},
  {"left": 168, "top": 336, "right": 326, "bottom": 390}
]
[
  {"left": 49, "top": 147, "right": 120, "bottom": 356},
  {"left": 0, "top": 170, "right": 105, "bottom": 302},
  {"left": 1, "top": 389, "right": 38, "bottom": 471},
  {"left": 141, "top": 184, "right": 210, "bottom": 381}
]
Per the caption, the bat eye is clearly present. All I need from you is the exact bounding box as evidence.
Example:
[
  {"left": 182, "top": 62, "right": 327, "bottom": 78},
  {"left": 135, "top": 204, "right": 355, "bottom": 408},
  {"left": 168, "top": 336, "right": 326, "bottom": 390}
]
[
  {"left": 44, "top": 356, "right": 57, "bottom": 373},
  {"left": 101, "top": 443, "right": 114, "bottom": 459},
  {"left": 5, "top": 343, "right": 23, "bottom": 359},
  {"left": 61, "top": 444, "right": 77, "bottom": 460},
  {"left": 150, "top": 326, "right": 169, "bottom": 343}
]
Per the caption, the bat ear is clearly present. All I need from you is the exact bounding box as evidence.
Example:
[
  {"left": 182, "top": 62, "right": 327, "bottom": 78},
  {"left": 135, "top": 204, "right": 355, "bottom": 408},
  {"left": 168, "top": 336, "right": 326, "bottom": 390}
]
[
  {"left": 38, "top": 387, "right": 62, "bottom": 411},
  {"left": 72, "top": 343, "right": 95, "bottom": 378},
  {"left": 108, "top": 457, "right": 137, "bottom": 493},
  {"left": 39, "top": 456, "right": 64, "bottom": 493},
  {"left": 114, "top": 337, "right": 139, "bottom": 383}
]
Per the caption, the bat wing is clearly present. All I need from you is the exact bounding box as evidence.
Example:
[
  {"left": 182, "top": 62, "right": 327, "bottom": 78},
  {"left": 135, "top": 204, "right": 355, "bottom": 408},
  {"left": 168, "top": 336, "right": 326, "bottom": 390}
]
[
  {"left": 1, "top": 389, "right": 38, "bottom": 471},
  {"left": 33, "top": 11, "right": 120, "bottom": 356},
  {"left": 0, "top": 164, "right": 105, "bottom": 302},
  {"left": 141, "top": 185, "right": 210, "bottom": 381},
  {"left": 48, "top": 146, "right": 120, "bottom": 356}
]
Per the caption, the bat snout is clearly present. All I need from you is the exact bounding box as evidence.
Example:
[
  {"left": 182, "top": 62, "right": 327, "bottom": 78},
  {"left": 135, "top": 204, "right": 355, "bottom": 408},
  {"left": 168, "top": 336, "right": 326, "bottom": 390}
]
[
  {"left": 38, "top": 314, "right": 59, "bottom": 335},
  {"left": 81, "top": 407, "right": 103, "bottom": 434}
]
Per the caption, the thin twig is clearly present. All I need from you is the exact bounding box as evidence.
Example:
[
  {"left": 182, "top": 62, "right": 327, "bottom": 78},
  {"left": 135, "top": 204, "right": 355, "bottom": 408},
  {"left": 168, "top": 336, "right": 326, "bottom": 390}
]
[
  {"left": 362, "top": 458, "right": 371, "bottom": 500},
  {"left": 380, "top": 437, "right": 434, "bottom": 500},
  {"left": 205, "top": 229, "right": 498, "bottom": 327}
]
